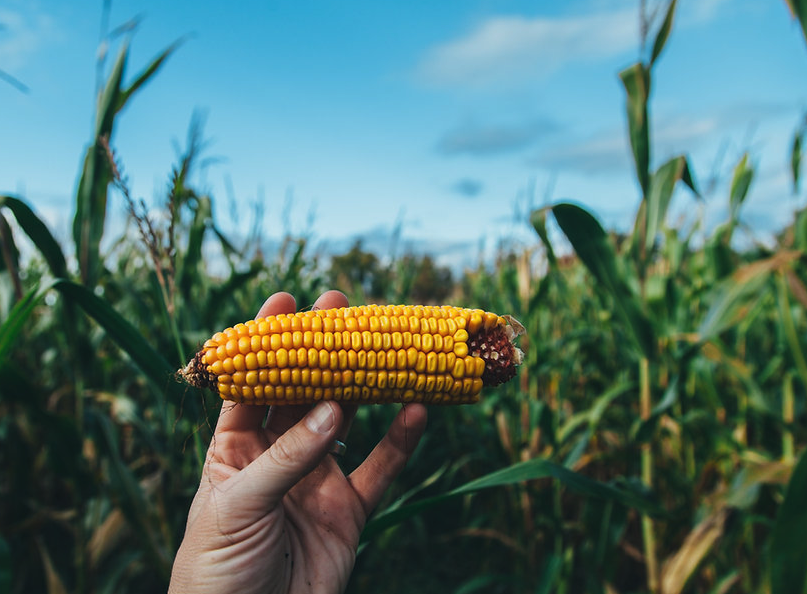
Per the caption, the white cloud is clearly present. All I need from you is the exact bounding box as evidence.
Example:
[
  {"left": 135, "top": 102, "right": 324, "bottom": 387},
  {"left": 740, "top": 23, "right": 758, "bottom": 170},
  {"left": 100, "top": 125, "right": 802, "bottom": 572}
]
[
  {"left": 531, "top": 102, "right": 792, "bottom": 177},
  {"left": 532, "top": 129, "right": 629, "bottom": 174},
  {"left": 530, "top": 116, "right": 719, "bottom": 175},
  {"left": 437, "top": 117, "right": 558, "bottom": 156},
  {"left": 0, "top": 5, "right": 56, "bottom": 72},
  {"left": 414, "top": 0, "right": 750, "bottom": 91},
  {"left": 680, "top": 0, "right": 733, "bottom": 26},
  {"left": 450, "top": 177, "right": 484, "bottom": 197},
  {"left": 653, "top": 115, "right": 720, "bottom": 154},
  {"left": 416, "top": 8, "right": 638, "bottom": 89}
]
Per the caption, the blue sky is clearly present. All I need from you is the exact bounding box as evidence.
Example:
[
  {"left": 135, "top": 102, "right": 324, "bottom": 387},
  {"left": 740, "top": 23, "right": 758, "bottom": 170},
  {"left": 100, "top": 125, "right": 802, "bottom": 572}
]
[{"left": 1, "top": 0, "right": 806, "bottom": 269}]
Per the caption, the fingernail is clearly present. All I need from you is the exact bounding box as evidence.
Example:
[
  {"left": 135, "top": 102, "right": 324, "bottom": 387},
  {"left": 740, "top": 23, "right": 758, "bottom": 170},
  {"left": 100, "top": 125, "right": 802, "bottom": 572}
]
[{"left": 306, "top": 402, "right": 335, "bottom": 434}]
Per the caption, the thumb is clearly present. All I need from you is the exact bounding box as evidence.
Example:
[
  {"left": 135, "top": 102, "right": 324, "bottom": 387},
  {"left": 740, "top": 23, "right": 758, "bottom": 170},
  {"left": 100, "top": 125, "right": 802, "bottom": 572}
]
[{"left": 232, "top": 402, "right": 342, "bottom": 509}]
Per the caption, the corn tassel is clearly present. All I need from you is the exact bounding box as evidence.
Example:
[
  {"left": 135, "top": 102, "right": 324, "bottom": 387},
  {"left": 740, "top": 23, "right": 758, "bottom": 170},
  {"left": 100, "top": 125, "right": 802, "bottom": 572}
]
[{"left": 179, "top": 304, "right": 524, "bottom": 405}]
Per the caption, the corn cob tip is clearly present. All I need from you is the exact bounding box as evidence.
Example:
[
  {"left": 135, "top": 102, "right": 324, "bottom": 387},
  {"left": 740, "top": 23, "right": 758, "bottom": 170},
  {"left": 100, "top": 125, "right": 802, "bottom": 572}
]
[
  {"left": 178, "top": 351, "right": 215, "bottom": 391},
  {"left": 178, "top": 305, "right": 524, "bottom": 405},
  {"left": 472, "top": 315, "right": 524, "bottom": 387}
]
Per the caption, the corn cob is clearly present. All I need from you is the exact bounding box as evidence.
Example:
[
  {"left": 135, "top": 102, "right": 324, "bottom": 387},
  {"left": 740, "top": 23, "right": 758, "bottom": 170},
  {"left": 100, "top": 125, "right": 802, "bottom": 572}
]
[{"left": 179, "top": 304, "right": 524, "bottom": 405}]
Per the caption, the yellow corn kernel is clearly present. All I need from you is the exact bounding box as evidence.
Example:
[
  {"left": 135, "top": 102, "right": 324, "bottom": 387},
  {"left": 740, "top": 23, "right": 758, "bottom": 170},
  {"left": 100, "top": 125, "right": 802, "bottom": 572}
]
[
  {"left": 433, "top": 334, "right": 443, "bottom": 352},
  {"left": 180, "top": 304, "right": 523, "bottom": 405},
  {"left": 454, "top": 342, "right": 469, "bottom": 358},
  {"left": 452, "top": 358, "right": 465, "bottom": 379},
  {"left": 269, "top": 333, "right": 281, "bottom": 352},
  {"left": 422, "top": 333, "right": 434, "bottom": 352},
  {"left": 467, "top": 312, "right": 483, "bottom": 334}
]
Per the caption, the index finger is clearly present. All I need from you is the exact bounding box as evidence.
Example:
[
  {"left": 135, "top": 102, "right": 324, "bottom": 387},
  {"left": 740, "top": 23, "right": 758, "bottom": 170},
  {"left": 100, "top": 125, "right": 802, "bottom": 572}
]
[{"left": 214, "top": 291, "right": 297, "bottom": 435}]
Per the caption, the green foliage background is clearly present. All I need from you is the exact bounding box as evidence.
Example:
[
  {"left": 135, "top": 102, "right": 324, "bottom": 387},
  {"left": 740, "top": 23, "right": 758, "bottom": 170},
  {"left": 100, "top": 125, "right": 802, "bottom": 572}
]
[{"left": 1, "top": 2, "right": 807, "bottom": 593}]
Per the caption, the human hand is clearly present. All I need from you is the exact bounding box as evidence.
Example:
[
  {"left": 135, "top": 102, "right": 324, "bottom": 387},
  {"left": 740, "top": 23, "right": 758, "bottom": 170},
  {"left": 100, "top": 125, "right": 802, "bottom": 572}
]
[{"left": 168, "top": 290, "right": 428, "bottom": 594}]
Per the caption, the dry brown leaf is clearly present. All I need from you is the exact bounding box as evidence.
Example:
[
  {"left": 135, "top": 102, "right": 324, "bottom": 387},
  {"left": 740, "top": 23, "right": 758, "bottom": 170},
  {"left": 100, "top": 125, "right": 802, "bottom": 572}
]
[{"left": 660, "top": 507, "right": 730, "bottom": 594}]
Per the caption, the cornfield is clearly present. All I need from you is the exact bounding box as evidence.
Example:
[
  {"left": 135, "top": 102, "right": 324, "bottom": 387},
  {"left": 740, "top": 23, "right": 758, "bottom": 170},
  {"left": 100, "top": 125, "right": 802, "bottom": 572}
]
[{"left": 1, "top": 2, "right": 806, "bottom": 592}]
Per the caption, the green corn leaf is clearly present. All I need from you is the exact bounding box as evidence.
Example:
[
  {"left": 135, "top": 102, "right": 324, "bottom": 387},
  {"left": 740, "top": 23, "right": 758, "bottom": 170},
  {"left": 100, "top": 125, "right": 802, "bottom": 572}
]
[
  {"left": 117, "top": 37, "right": 184, "bottom": 113},
  {"left": 73, "top": 45, "right": 127, "bottom": 287},
  {"left": 73, "top": 43, "right": 131, "bottom": 287},
  {"left": 454, "top": 573, "right": 524, "bottom": 594},
  {"left": 95, "top": 550, "right": 143, "bottom": 594},
  {"left": 281, "top": 239, "right": 309, "bottom": 287},
  {"left": 95, "top": 40, "right": 129, "bottom": 138},
  {"left": 0, "top": 213, "right": 20, "bottom": 280},
  {"left": 641, "top": 155, "right": 698, "bottom": 252},
  {"left": 362, "top": 457, "right": 664, "bottom": 542},
  {"left": 705, "top": 222, "right": 735, "bottom": 280},
  {"left": 769, "top": 448, "right": 807, "bottom": 594},
  {"left": 51, "top": 279, "right": 184, "bottom": 403},
  {"left": 530, "top": 207, "right": 558, "bottom": 267},
  {"left": 792, "top": 123, "right": 804, "bottom": 194},
  {"left": 563, "top": 430, "right": 594, "bottom": 469},
  {"left": 559, "top": 379, "right": 634, "bottom": 444},
  {"left": 0, "top": 195, "right": 68, "bottom": 280},
  {"left": 205, "top": 261, "right": 263, "bottom": 324},
  {"left": 650, "top": 0, "right": 678, "bottom": 66},
  {"left": 728, "top": 153, "right": 754, "bottom": 223},
  {"left": 620, "top": 63, "right": 651, "bottom": 196},
  {"left": 796, "top": 207, "right": 807, "bottom": 252},
  {"left": 89, "top": 409, "right": 171, "bottom": 579},
  {"left": 534, "top": 554, "right": 564, "bottom": 594},
  {"left": 552, "top": 202, "right": 655, "bottom": 359},
  {"left": 0, "top": 283, "right": 51, "bottom": 366},
  {"left": 211, "top": 223, "right": 240, "bottom": 259},
  {"left": 698, "top": 251, "right": 799, "bottom": 340},
  {"left": 631, "top": 376, "right": 679, "bottom": 443},
  {"left": 73, "top": 141, "right": 113, "bottom": 287},
  {"left": 776, "top": 273, "right": 807, "bottom": 393},
  {"left": 698, "top": 269, "right": 767, "bottom": 341},
  {"left": 178, "top": 195, "right": 211, "bottom": 299},
  {"left": 74, "top": 39, "right": 180, "bottom": 288}
]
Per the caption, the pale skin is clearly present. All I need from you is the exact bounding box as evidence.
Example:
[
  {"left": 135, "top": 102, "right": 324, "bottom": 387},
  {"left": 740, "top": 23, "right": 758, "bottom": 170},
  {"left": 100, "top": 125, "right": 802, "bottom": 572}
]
[{"left": 168, "top": 290, "right": 428, "bottom": 594}]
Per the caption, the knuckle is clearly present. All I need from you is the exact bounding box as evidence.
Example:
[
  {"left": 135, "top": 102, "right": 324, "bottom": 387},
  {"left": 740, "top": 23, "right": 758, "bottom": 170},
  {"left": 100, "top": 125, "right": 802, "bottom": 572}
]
[{"left": 267, "top": 430, "right": 304, "bottom": 469}]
